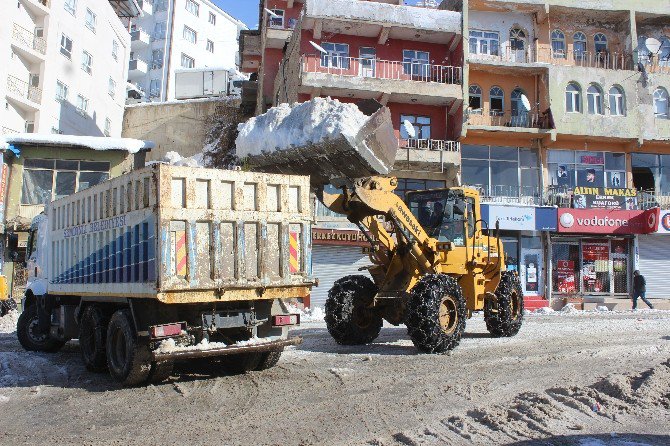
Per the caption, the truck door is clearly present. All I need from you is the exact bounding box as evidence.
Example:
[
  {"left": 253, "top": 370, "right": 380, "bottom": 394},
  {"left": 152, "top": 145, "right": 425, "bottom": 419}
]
[{"left": 203, "top": 71, "right": 214, "bottom": 95}]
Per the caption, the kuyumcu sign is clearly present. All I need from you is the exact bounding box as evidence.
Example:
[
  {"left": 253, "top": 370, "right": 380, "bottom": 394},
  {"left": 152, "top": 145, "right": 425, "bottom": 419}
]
[{"left": 557, "top": 208, "right": 660, "bottom": 234}]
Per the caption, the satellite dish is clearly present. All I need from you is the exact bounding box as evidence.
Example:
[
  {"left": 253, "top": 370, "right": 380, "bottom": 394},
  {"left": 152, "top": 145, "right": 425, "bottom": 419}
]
[
  {"left": 309, "top": 41, "right": 328, "bottom": 54},
  {"left": 403, "top": 120, "right": 416, "bottom": 139},
  {"left": 264, "top": 8, "right": 279, "bottom": 18},
  {"left": 645, "top": 37, "right": 662, "bottom": 54},
  {"left": 520, "top": 94, "right": 531, "bottom": 111}
]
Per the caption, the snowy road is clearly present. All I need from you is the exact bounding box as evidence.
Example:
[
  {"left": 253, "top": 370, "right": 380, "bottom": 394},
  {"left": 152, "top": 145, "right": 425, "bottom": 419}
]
[{"left": 0, "top": 310, "right": 669, "bottom": 446}]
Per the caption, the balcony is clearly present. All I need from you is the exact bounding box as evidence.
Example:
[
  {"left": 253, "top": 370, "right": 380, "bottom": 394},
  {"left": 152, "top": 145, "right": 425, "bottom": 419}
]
[
  {"left": 19, "top": 0, "right": 49, "bottom": 16},
  {"left": 466, "top": 107, "right": 553, "bottom": 132},
  {"left": 6, "top": 75, "right": 42, "bottom": 112},
  {"left": 300, "top": 54, "right": 462, "bottom": 105},
  {"left": 638, "top": 53, "right": 670, "bottom": 75},
  {"left": 131, "top": 29, "right": 151, "bottom": 47},
  {"left": 128, "top": 59, "right": 149, "bottom": 78},
  {"left": 394, "top": 139, "right": 460, "bottom": 173},
  {"left": 11, "top": 24, "right": 47, "bottom": 63},
  {"left": 265, "top": 18, "right": 297, "bottom": 49}
]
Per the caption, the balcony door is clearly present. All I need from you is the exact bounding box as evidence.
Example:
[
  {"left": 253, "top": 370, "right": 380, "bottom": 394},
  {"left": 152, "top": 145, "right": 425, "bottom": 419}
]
[
  {"left": 359, "top": 47, "right": 376, "bottom": 78},
  {"left": 511, "top": 88, "right": 529, "bottom": 127},
  {"left": 509, "top": 28, "right": 526, "bottom": 62}
]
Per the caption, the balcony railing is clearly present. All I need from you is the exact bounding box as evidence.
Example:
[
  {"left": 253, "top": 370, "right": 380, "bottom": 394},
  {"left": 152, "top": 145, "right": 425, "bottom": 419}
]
[
  {"left": 638, "top": 53, "right": 670, "bottom": 75},
  {"left": 302, "top": 54, "right": 462, "bottom": 84},
  {"left": 1, "top": 126, "right": 20, "bottom": 135},
  {"left": 466, "top": 107, "right": 553, "bottom": 129},
  {"left": 12, "top": 23, "right": 47, "bottom": 55},
  {"left": 6, "top": 75, "right": 42, "bottom": 104},
  {"left": 469, "top": 46, "right": 633, "bottom": 71},
  {"left": 400, "top": 139, "right": 460, "bottom": 152},
  {"left": 267, "top": 18, "right": 297, "bottom": 30},
  {"left": 468, "top": 185, "right": 543, "bottom": 205}
]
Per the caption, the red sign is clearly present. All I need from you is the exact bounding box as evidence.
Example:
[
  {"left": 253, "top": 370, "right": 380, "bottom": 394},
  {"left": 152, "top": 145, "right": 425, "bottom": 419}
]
[
  {"left": 582, "top": 243, "right": 609, "bottom": 261},
  {"left": 557, "top": 208, "right": 659, "bottom": 234},
  {"left": 556, "top": 260, "right": 576, "bottom": 293}
]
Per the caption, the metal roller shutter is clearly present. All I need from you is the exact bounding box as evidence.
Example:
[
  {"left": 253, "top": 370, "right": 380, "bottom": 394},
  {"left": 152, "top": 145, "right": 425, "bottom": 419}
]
[
  {"left": 637, "top": 235, "right": 670, "bottom": 299},
  {"left": 310, "top": 245, "right": 371, "bottom": 308}
]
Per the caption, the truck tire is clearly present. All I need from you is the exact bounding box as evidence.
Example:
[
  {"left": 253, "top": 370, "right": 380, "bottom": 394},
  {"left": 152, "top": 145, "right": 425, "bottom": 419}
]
[
  {"left": 406, "top": 274, "right": 466, "bottom": 354},
  {"left": 325, "top": 275, "right": 382, "bottom": 345},
  {"left": 16, "top": 304, "right": 66, "bottom": 353},
  {"left": 147, "top": 360, "right": 174, "bottom": 384},
  {"left": 221, "top": 352, "right": 262, "bottom": 374},
  {"left": 486, "top": 271, "right": 524, "bottom": 338},
  {"left": 255, "top": 348, "right": 283, "bottom": 371},
  {"left": 106, "top": 309, "right": 151, "bottom": 386},
  {"left": 79, "top": 306, "right": 109, "bottom": 372},
  {"left": 1, "top": 298, "right": 17, "bottom": 317}
]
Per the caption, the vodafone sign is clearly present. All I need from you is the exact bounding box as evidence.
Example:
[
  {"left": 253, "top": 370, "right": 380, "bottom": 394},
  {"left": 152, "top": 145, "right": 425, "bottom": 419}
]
[{"left": 557, "top": 208, "right": 660, "bottom": 234}]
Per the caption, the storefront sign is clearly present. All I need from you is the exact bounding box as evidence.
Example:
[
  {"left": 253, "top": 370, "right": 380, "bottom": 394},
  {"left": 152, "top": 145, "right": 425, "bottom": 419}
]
[
  {"left": 481, "top": 205, "right": 557, "bottom": 231},
  {"left": 312, "top": 228, "right": 371, "bottom": 247},
  {"left": 556, "top": 260, "right": 576, "bottom": 293},
  {"left": 572, "top": 187, "right": 638, "bottom": 210},
  {"left": 656, "top": 210, "right": 670, "bottom": 234},
  {"left": 0, "top": 160, "right": 7, "bottom": 219},
  {"left": 557, "top": 208, "right": 660, "bottom": 234}
]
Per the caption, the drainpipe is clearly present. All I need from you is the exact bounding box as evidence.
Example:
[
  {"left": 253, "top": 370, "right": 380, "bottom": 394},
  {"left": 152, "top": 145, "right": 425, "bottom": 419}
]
[{"left": 163, "top": 0, "right": 177, "bottom": 101}]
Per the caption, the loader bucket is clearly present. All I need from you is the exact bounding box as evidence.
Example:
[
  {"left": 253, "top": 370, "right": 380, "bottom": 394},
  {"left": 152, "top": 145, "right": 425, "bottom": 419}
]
[{"left": 242, "top": 106, "right": 398, "bottom": 188}]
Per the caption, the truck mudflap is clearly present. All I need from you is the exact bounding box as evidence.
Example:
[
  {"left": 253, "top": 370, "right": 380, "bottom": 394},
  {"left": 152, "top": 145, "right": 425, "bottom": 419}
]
[{"left": 151, "top": 337, "right": 303, "bottom": 361}]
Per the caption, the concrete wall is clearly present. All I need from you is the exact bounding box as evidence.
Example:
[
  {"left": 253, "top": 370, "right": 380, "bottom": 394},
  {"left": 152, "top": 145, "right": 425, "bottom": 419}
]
[{"left": 122, "top": 97, "right": 243, "bottom": 161}]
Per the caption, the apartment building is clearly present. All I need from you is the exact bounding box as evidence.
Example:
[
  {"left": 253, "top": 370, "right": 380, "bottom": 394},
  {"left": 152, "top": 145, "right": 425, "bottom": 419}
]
[
  {"left": 459, "top": 0, "right": 670, "bottom": 307},
  {"left": 0, "top": 0, "right": 136, "bottom": 137},
  {"left": 126, "top": 0, "right": 246, "bottom": 102}
]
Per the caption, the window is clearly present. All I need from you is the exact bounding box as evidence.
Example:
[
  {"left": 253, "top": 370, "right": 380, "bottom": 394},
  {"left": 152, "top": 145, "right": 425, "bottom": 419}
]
[
  {"left": 183, "top": 26, "right": 197, "bottom": 44},
  {"left": 394, "top": 179, "right": 446, "bottom": 200},
  {"left": 55, "top": 80, "right": 68, "bottom": 101},
  {"left": 104, "top": 118, "right": 111, "bottom": 137},
  {"left": 469, "top": 85, "right": 482, "bottom": 111},
  {"left": 509, "top": 28, "right": 526, "bottom": 51},
  {"left": 85, "top": 8, "right": 96, "bottom": 32},
  {"left": 108, "top": 78, "right": 116, "bottom": 99},
  {"left": 209, "top": 12, "right": 216, "bottom": 25},
  {"left": 153, "top": 21, "right": 167, "bottom": 40},
  {"left": 548, "top": 150, "right": 626, "bottom": 189},
  {"left": 81, "top": 50, "right": 92, "bottom": 74},
  {"left": 181, "top": 53, "right": 195, "bottom": 68},
  {"left": 632, "top": 153, "right": 670, "bottom": 193},
  {"left": 269, "top": 9, "right": 285, "bottom": 28},
  {"left": 149, "top": 79, "right": 161, "bottom": 98},
  {"left": 573, "top": 32, "right": 587, "bottom": 61},
  {"left": 60, "top": 34, "right": 73, "bottom": 59},
  {"left": 64, "top": 0, "right": 76, "bottom": 15},
  {"left": 469, "top": 30, "right": 499, "bottom": 56},
  {"left": 608, "top": 85, "right": 625, "bottom": 116},
  {"left": 587, "top": 84, "right": 604, "bottom": 115},
  {"left": 461, "top": 145, "right": 540, "bottom": 198},
  {"left": 206, "top": 39, "right": 214, "bottom": 53},
  {"left": 551, "top": 30, "right": 566, "bottom": 58},
  {"left": 594, "top": 33, "right": 608, "bottom": 54},
  {"left": 112, "top": 40, "right": 119, "bottom": 61},
  {"left": 76, "top": 94, "right": 89, "bottom": 115},
  {"left": 403, "top": 50, "right": 430, "bottom": 78},
  {"left": 399, "top": 115, "right": 431, "bottom": 140},
  {"left": 185, "top": 0, "right": 199, "bottom": 16},
  {"left": 25, "top": 121, "right": 35, "bottom": 133},
  {"left": 153, "top": 0, "right": 168, "bottom": 13},
  {"left": 21, "top": 159, "right": 110, "bottom": 205},
  {"left": 653, "top": 87, "right": 668, "bottom": 118},
  {"left": 151, "top": 49, "right": 164, "bottom": 69},
  {"left": 320, "top": 43, "right": 349, "bottom": 69},
  {"left": 565, "top": 82, "right": 581, "bottom": 113},
  {"left": 489, "top": 86, "right": 504, "bottom": 115}
]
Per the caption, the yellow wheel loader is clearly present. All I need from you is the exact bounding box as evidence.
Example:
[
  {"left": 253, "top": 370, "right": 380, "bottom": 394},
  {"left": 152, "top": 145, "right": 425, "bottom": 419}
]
[{"left": 241, "top": 100, "right": 524, "bottom": 353}]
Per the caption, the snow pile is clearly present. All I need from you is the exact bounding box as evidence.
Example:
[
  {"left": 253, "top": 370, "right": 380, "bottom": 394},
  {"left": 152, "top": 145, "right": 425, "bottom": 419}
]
[
  {"left": 155, "top": 336, "right": 283, "bottom": 354},
  {"left": 534, "top": 306, "right": 555, "bottom": 314},
  {"left": 561, "top": 303, "right": 580, "bottom": 313},
  {"left": 596, "top": 305, "right": 611, "bottom": 312},
  {"left": 0, "top": 134, "right": 153, "bottom": 154},
  {"left": 286, "top": 304, "right": 326, "bottom": 323},
  {"left": 0, "top": 311, "right": 19, "bottom": 333},
  {"left": 236, "top": 97, "right": 368, "bottom": 158},
  {"left": 163, "top": 151, "right": 205, "bottom": 167}
]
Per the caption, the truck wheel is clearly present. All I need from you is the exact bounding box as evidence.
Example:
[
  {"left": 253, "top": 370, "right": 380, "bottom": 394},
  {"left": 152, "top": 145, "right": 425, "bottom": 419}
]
[
  {"left": 1, "top": 298, "right": 17, "bottom": 317},
  {"left": 325, "top": 275, "right": 382, "bottom": 345},
  {"left": 106, "top": 309, "right": 151, "bottom": 386},
  {"left": 406, "top": 274, "right": 466, "bottom": 354},
  {"left": 79, "top": 306, "right": 109, "bottom": 372},
  {"left": 255, "top": 348, "right": 283, "bottom": 371},
  {"left": 221, "top": 352, "right": 262, "bottom": 374},
  {"left": 16, "top": 305, "right": 66, "bottom": 353},
  {"left": 147, "top": 360, "right": 174, "bottom": 384},
  {"left": 486, "top": 271, "right": 524, "bottom": 338}
]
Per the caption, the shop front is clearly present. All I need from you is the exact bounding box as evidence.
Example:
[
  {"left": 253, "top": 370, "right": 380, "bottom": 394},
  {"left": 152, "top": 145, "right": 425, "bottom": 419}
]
[
  {"left": 481, "top": 204, "right": 557, "bottom": 306},
  {"left": 636, "top": 209, "right": 670, "bottom": 299},
  {"left": 552, "top": 207, "right": 660, "bottom": 302}
]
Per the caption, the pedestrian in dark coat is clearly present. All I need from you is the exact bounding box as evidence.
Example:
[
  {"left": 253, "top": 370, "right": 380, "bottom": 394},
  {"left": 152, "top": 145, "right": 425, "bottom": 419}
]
[{"left": 632, "top": 270, "right": 654, "bottom": 310}]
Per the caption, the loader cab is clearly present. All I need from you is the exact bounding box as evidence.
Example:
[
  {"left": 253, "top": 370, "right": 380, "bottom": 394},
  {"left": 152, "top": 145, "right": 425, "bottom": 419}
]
[{"left": 405, "top": 189, "right": 474, "bottom": 246}]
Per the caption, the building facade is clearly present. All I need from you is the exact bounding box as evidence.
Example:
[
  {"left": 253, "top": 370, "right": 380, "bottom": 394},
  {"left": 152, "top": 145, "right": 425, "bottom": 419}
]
[
  {"left": 1, "top": 0, "right": 135, "bottom": 137},
  {"left": 126, "top": 0, "right": 247, "bottom": 102}
]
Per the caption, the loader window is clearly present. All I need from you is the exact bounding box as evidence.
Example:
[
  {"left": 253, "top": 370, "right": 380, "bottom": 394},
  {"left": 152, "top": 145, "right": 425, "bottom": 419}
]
[{"left": 406, "top": 191, "right": 466, "bottom": 246}]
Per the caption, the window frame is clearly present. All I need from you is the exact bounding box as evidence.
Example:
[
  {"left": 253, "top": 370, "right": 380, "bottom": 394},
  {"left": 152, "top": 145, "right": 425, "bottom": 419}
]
[
  {"left": 151, "top": 49, "right": 164, "bottom": 69},
  {"left": 75, "top": 94, "right": 89, "bottom": 116},
  {"left": 183, "top": 25, "right": 197, "bottom": 44},
  {"left": 573, "top": 32, "right": 587, "bottom": 60},
  {"left": 208, "top": 12, "right": 216, "bottom": 25},
  {"left": 547, "top": 150, "right": 626, "bottom": 188},
  {"left": 587, "top": 83, "right": 604, "bottom": 115},
  {"left": 489, "top": 86, "right": 504, "bottom": 115},
  {"left": 399, "top": 115, "right": 432, "bottom": 140},
  {"left": 180, "top": 53, "right": 195, "bottom": 69},
  {"left": 269, "top": 9, "right": 285, "bottom": 28},
  {"left": 60, "top": 33, "right": 73, "bottom": 59},
  {"left": 206, "top": 39, "right": 214, "bottom": 53},
  {"left": 653, "top": 87, "right": 669, "bottom": 118},
  {"left": 608, "top": 85, "right": 625, "bottom": 116},
  {"left": 55, "top": 80, "right": 68, "bottom": 101},
  {"left": 403, "top": 49, "right": 430, "bottom": 78},
  {"left": 64, "top": 0, "right": 77, "bottom": 16},
  {"left": 320, "top": 43, "right": 350, "bottom": 69},
  {"left": 551, "top": 29, "right": 566, "bottom": 59},
  {"left": 112, "top": 39, "right": 119, "bottom": 61},
  {"left": 81, "top": 50, "right": 93, "bottom": 74},
  {"left": 104, "top": 118, "right": 111, "bottom": 137},
  {"left": 108, "top": 77, "right": 116, "bottom": 99},
  {"left": 469, "top": 29, "right": 500, "bottom": 56},
  {"left": 85, "top": 8, "right": 97, "bottom": 33},
  {"left": 185, "top": 0, "right": 200, "bottom": 16},
  {"left": 149, "top": 79, "right": 161, "bottom": 98},
  {"left": 565, "top": 82, "right": 582, "bottom": 113},
  {"left": 468, "top": 84, "right": 482, "bottom": 111}
]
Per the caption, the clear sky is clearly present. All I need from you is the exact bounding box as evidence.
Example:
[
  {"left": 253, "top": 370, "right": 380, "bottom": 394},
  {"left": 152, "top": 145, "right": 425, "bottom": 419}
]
[{"left": 212, "top": 1, "right": 259, "bottom": 30}]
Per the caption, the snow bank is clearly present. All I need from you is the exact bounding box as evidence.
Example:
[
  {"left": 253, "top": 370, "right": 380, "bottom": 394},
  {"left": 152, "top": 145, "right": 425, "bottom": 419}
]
[
  {"left": 287, "top": 304, "right": 325, "bottom": 323},
  {"left": 534, "top": 307, "right": 555, "bottom": 314},
  {"left": 561, "top": 303, "right": 580, "bottom": 313},
  {"left": 163, "top": 151, "right": 206, "bottom": 167},
  {"left": 235, "top": 97, "right": 368, "bottom": 158},
  {"left": 0, "top": 134, "right": 153, "bottom": 154},
  {"left": 0, "top": 311, "right": 19, "bottom": 333},
  {"left": 155, "top": 336, "right": 283, "bottom": 354}
]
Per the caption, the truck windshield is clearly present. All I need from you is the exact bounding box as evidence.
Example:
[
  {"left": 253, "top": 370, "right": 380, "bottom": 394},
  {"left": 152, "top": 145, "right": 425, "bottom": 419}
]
[{"left": 406, "top": 190, "right": 466, "bottom": 246}]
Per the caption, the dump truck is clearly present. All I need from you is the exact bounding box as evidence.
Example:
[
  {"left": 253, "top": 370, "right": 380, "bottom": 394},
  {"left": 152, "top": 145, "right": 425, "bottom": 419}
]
[
  {"left": 17, "top": 164, "right": 313, "bottom": 385},
  {"left": 240, "top": 98, "right": 524, "bottom": 354}
]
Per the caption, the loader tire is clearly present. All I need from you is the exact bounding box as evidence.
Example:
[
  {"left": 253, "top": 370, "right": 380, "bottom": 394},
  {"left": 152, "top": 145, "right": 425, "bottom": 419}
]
[
  {"left": 406, "top": 274, "right": 466, "bottom": 354},
  {"left": 147, "top": 360, "right": 174, "bottom": 384},
  {"left": 17, "top": 304, "right": 66, "bottom": 353},
  {"left": 1, "top": 298, "right": 17, "bottom": 317},
  {"left": 486, "top": 271, "right": 524, "bottom": 338},
  {"left": 221, "top": 352, "right": 263, "bottom": 374},
  {"left": 325, "top": 275, "right": 382, "bottom": 345},
  {"left": 255, "top": 348, "right": 283, "bottom": 371},
  {"left": 79, "top": 306, "right": 109, "bottom": 372},
  {"left": 106, "top": 309, "right": 151, "bottom": 386}
]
